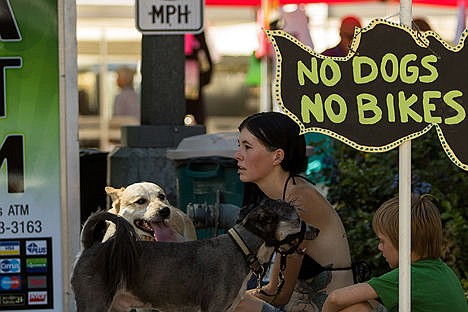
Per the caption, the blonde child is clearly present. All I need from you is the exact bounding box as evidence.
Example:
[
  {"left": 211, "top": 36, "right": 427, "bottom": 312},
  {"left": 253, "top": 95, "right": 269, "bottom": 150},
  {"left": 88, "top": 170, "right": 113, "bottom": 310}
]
[{"left": 322, "top": 193, "right": 467, "bottom": 312}]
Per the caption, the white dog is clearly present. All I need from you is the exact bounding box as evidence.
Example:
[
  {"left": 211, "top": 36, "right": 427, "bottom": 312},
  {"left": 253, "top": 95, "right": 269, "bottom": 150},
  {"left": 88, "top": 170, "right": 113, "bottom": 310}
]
[
  {"left": 100, "top": 182, "right": 197, "bottom": 311},
  {"left": 104, "top": 181, "right": 197, "bottom": 242}
]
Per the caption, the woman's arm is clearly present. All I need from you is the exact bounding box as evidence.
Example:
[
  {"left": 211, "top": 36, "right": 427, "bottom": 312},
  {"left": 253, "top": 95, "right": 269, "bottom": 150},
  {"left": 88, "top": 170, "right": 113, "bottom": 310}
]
[
  {"left": 252, "top": 252, "right": 303, "bottom": 306},
  {"left": 322, "top": 283, "right": 378, "bottom": 312}
]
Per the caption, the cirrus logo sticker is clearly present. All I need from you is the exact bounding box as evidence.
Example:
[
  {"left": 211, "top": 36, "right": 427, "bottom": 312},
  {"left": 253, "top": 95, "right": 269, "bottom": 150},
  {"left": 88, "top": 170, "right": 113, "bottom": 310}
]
[{"left": 0, "top": 258, "right": 21, "bottom": 273}]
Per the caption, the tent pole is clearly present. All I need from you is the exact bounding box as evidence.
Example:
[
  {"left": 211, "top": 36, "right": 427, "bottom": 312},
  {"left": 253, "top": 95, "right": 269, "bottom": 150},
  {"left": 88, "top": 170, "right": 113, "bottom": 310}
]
[
  {"left": 399, "top": 3, "right": 412, "bottom": 312},
  {"left": 260, "top": 0, "right": 271, "bottom": 112},
  {"left": 260, "top": 51, "right": 270, "bottom": 112}
]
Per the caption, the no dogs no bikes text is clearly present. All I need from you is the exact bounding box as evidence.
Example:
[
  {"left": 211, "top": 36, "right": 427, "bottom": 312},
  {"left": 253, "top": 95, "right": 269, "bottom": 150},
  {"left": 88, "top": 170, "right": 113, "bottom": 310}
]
[{"left": 298, "top": 52, "right": 465, "bottom": 125}]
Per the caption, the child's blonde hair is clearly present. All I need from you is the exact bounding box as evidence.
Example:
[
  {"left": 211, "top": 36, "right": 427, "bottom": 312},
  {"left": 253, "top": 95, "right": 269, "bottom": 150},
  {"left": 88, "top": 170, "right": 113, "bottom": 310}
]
[{"left": 372, "top": 193, "right": 442, "bottom": 259}]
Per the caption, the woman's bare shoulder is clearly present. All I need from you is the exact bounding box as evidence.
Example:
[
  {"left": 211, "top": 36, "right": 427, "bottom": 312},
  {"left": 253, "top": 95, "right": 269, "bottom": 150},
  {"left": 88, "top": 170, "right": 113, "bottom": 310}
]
[
  {"left": 287, "top": 182, "right": 329, "bottom": 207},
  {"left": 286, "top": 182, "right": 333, "bottom": 221}
]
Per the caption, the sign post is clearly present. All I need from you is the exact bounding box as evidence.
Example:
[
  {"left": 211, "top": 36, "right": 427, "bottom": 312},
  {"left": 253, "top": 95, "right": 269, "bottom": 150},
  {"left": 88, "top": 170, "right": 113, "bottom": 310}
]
[
  {"left": 398, "top": 2, "right": 413, "bottom": 311},
  {"left": 108, "top": 0, "right": 205, "bottom": 206},
  {"left": 0, "top": 0, "right": 79, "bottom": 311}
]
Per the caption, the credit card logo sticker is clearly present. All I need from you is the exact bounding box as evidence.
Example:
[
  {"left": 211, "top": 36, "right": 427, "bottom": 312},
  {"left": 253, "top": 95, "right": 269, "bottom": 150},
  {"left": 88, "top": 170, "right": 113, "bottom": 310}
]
[
  {"left": 0, "top": 293, "right": 25, "bottom": 306},
  {"left": 26, "top": 258, "right": 47, "bottom": 273},
  {"left": 0, "top": 241, "right": 20, "bottom": 256},
  {"left": 27, "top": 275, "right": 47, "bottom": 289},
  {"left": 0, "top": 258, "right": 21, "bottom": 273},
  {"left": 26, "top": 240, "right": 47, "bottom": 255},
  {"left": 28, "top": 291, "right": 47, "bottom": 305},
  {"left": 0, "top": 275, "right": 21, "bottom": 290}
]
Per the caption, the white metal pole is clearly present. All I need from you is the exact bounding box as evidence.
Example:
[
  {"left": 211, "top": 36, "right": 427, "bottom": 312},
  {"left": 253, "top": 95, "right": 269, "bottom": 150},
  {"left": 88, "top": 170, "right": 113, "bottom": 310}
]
[
  {"left": 260, "top": 0, "right": 271, "bottom": 112},
  {"left": 399, "top": 3, "right": 412, "bottom": 312},
  {"left": 99, "top": 28, "right": 110, "bottom": 150},
  {"left": 260, "top": 52, "right": 270, "bottom": 112},
  {"left": 398, "top": 141, "right": 412, "bottom": 312},
  {"left": 59, "top": 0, "right": 80, "bottom": 310}
]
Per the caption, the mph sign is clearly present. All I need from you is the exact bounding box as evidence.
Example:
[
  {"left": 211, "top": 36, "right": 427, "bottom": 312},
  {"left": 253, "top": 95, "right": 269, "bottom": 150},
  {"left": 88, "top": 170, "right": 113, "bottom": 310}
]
[{"left": 136, "top": 0, "right": 204, "bottom": 34}]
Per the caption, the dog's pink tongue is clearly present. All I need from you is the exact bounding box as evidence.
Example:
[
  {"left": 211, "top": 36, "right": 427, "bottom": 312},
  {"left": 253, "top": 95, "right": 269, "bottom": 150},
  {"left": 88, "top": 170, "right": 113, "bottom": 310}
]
[{"left": 152, "top": 223, "right": 174, "bottom": 242}]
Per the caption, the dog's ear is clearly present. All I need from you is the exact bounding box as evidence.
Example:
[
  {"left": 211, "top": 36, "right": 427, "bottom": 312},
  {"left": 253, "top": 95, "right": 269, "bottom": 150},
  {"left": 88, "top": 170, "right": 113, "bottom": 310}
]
[
  {"left": 304, "top": 224, "right": 320, "bottom": 240},
  {"left": 105, "top": 186, "right": 125, "bottom": 213}
]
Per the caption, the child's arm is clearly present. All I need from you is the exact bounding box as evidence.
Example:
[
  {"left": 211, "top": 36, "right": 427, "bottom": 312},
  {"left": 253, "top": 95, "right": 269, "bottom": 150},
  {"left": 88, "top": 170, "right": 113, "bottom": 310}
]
[{"left": 322, "top": 283, "right": 378, "bottom": 312}]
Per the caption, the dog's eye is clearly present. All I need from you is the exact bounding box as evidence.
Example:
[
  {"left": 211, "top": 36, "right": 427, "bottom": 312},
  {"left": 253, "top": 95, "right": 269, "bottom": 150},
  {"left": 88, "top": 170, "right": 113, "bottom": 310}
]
[
  {"left": 135, "top": 198, "right": 147, "bottom": 205},
  {"left": 158, "top": 193, "right": 166, "bottom": 201}
]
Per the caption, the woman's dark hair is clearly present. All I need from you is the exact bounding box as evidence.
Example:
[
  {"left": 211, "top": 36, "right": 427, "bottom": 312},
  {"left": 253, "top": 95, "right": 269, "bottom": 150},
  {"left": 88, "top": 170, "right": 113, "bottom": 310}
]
[
  {"left": 239, "top": 112, "right": 307, "bottom": 173},
  {"left": 238, "top": 112, "right": 307, "bottom": 206}
]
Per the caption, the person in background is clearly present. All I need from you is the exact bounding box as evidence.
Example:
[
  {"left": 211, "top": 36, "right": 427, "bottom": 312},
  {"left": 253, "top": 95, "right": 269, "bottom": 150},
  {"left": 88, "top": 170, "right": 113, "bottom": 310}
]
[
  {"left": 234, "top": 112, "right": 354, "bottom": 312},
  {"left": 307, "top": 15, "right": 362, "bottom": 184},
  {"left": 280, "top": 5, "right": 314, "bottom": 50},
  {"left": 78, "top": 89, "right": 92, "bottom": 115},
  {"left": 113, "top": 66, "right": 140, "bottom": 121},
  {"left": 412, "top": 17, "right": 432, "bottom": 32},
  {"left": 322, "top": 194, "right": 468, "bottom": 312},
  {"left": 185, "top": 31, "right": 213, "bottom": 125},
  {"left": 322, "top": 16, "right": 362, "bottom": 57}
]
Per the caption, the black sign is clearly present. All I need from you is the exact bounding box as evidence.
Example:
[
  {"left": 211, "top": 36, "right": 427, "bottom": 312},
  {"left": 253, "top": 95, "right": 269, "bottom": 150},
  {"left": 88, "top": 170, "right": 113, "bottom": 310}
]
[
  {"left": 267, "top": 19, "right": 468, "bottom": 171},
  {"left": 0, "top": 238, "right": 53, "bottom": 310}
]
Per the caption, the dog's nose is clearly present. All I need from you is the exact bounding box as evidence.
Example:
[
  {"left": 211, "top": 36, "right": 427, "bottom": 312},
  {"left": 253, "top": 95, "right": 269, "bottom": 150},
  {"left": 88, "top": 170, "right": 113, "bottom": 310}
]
[{"left": 159, "top": 206, "right": 170, "bottom": 218}]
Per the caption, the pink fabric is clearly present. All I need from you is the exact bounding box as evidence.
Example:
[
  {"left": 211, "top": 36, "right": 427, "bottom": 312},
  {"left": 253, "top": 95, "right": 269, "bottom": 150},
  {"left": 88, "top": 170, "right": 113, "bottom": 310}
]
[
  {"left": 255, "top": 9, "right": 272, "bottom": 58},
  {"left": 185, "top": 34, "right": 200, "bottom": 56}
]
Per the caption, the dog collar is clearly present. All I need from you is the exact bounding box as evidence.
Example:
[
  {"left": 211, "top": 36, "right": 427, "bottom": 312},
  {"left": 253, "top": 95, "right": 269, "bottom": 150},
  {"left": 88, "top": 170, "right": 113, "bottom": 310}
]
[{"left": 228, "top": 228, "right": 265, "bottom": 277}]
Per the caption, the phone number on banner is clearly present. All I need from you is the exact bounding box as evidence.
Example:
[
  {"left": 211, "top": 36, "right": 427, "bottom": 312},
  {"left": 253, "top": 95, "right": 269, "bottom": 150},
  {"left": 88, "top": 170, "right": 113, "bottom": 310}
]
[{"left": 0, "top": 220, "right": 43, "bottom": 235}]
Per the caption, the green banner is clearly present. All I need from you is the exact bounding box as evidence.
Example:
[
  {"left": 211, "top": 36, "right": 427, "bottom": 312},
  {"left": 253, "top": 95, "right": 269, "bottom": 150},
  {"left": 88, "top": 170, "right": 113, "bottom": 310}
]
[{"left": 0, "top": 0, "right": 59, "bottom": 310}]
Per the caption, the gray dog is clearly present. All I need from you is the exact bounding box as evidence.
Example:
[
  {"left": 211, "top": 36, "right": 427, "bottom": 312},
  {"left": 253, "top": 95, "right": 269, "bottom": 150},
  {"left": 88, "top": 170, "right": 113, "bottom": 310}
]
[{"left": 71, "top": 199, "right": 319, "bottom": 312}]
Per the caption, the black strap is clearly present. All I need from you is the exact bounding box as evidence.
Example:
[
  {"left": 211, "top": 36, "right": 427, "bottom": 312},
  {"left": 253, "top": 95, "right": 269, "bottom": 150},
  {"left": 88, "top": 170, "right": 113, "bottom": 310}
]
[
  {"left": 316, "top": 261, "right": 371, "bottom": 283},
  {"left": 282, "top": 174, "right": 316, "bottom": 201},
  {"left": 352, "top": 261, "right": 371, "bottom": 283},
  {"left": 282, "top": 175, "right": 292, "bottom": 201}
]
